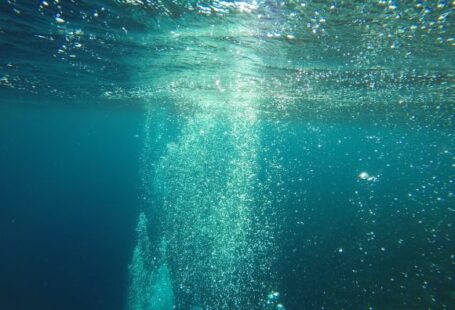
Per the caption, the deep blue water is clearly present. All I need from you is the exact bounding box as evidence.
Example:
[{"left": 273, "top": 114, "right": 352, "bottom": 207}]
[
  {"left": 1, "top": 1, "right": 454, "bottom": 309},
  {"left": 0, "top": 102, "right": 143, "bottom": 309}
]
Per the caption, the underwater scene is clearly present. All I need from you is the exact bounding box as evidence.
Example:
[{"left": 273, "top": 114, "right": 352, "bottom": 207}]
[{"left": 0, "top": 1, "right": 454, "bottom": 309}]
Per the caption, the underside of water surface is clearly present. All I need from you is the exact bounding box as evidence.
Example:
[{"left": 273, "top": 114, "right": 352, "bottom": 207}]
[{"left": 0, "top": 1, "right": 454, "bottom": 310}]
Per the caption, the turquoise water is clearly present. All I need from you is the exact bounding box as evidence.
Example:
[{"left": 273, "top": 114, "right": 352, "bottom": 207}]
[{"left": 0, "top": 1, "right": 454, "bottom": 309}]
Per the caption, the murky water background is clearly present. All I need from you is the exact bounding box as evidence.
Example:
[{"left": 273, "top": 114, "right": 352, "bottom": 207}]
[{"left": 1, "top": 1, "right": 454, "bottom": 309}]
